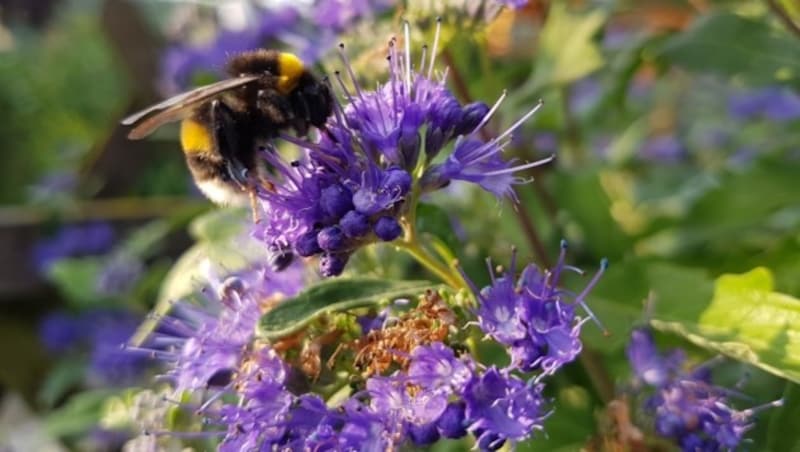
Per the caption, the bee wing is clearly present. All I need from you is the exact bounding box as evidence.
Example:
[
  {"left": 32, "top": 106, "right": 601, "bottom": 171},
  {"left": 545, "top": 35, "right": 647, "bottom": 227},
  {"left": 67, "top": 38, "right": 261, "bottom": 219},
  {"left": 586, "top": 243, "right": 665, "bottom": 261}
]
[{"left": 121, "top": 75, "right": 261, "bottom": 139}]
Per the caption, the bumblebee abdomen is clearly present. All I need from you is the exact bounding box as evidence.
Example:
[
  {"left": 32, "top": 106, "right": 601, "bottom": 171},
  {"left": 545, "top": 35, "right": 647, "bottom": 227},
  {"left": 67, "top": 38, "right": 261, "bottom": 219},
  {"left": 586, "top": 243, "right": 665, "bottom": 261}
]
[
  {"left": 185, "top": 152, "right": 247, "bottom": 206},
  {"left": 180, "top": 118, "right": 213, "bottom": 154}
]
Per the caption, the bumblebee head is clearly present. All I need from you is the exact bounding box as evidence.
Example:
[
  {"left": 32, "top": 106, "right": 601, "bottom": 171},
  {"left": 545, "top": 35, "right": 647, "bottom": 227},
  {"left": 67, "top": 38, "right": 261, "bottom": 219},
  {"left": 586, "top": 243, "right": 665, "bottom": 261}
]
[{"left": 292, "top": 72, "right": 334, "bottom": 127}]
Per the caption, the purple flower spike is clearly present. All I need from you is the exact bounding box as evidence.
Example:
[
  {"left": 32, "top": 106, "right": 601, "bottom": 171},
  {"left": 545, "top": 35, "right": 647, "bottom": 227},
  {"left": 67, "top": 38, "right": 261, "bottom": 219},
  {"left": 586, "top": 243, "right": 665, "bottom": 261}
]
[
  {"left": 253, "top": 21, "right": 551, "bottom": 276},
  {"left": 628, "top": 327, "right": 784, "bottom": 451},
  {"left": 408, "top": 342, "right": 473, "bottom": 394},
  {"left": 461, "top": 244, "right": 607, "bottom": 374},
  {"left": 463, "top": 367, "right": 549, "bottom": 447},
  {"left": 627, "top": 327, "right": 685, "bottom": 387},
  {"left": 135, "top": 263, "right": 304, "bottom": 392}
]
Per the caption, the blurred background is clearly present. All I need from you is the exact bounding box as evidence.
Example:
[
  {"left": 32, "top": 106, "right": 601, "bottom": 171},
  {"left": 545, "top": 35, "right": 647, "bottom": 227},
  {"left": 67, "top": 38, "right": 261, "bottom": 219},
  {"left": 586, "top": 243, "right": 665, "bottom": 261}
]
[{"left": 1, "top": 0, "right": 799, "bottom": 450}]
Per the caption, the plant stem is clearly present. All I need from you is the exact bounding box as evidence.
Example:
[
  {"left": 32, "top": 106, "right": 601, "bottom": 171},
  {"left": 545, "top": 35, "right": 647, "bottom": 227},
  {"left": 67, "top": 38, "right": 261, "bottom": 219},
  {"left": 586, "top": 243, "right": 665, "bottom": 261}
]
[
  {"left": 512, "top": 194, "right": 552, "bottom": 267},
  {"left": 560, "top": 86, "right": 586, "bottom": 166},
  {"left": 766, "top": 0, "right": 800, "bottom": 39},
  {"left": 579, "top": 349, "right": 615, "bottom": 403},
  {"left": 395, "top": 239, "right": 463, "bottom": 290}
]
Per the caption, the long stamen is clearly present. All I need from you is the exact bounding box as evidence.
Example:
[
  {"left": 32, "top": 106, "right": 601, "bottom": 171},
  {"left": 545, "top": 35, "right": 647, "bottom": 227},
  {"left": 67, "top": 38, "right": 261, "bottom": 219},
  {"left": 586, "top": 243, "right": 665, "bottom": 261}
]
[
  {"left": 321, "top": 77, "right": 343, "bottom": 126},
  {"left": 479, "top": 155, "right": 556, "bottom": 177},
  {"left": 509, "top": 246, "right": 517, "bottom": 279},
  {"left": 337, "top": 43, "right": 364, "bottom": 101},
  {"left": 428, "top": 17, "right": 441, "bottom": 79},
  {"left": 574, "top": 258, "right": 609, "bottom": 335},
  {"left": 419, "top": 44, "right": 427, "bottom": 77},
  {"left": 550, "top": 240, "right": 568, "bottom": 287},
  {"left": 489, "top": 100, "right": 544, "bottom": 145},
  {"left": 456, "top": 263, "right": 486, "bottom": 303},
  {"left": 334, "top": 71, "right": 355, "bottom": 105},
  {"left": 403, "top": 20, "right": 412, "bottom": 93},
  {"left": 278, "top": 133, "right": 320, "bottom": 151},
  {"left": 741, "top": 398, "right": 784, "bottom": 416},
  {"left": 468, "top": 91, "right": 507, "bottom": 138}
]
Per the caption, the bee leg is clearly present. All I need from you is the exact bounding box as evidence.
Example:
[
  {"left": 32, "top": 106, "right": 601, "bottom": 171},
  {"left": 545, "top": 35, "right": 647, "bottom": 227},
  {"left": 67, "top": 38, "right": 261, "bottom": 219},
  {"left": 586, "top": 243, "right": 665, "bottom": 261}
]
[
  {"left": 209, "top": 99, "right": 249, "bottom": 188},
  {"left": 249, "top": 188, "right": 261, "bottom": 223}
]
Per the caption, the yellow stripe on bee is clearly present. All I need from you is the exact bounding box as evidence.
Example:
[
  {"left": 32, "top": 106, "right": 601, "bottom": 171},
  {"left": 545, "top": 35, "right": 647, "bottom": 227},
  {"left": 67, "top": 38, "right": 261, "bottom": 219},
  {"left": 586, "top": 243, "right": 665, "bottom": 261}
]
[
  {"left": 277, "top": 52, "right": 304, "bottom": 94},
  {"left": 180, "top": 118, "right": 213, "bottom": 154}
]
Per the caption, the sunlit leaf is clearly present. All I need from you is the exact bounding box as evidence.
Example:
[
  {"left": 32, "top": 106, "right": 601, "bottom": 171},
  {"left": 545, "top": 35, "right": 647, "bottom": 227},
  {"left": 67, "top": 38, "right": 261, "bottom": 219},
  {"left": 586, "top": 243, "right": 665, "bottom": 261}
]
[
  {"left": 652, "top": 268, "right": 800, "bottom": 384},
  {"left": 258, "top": 278, "right": 434, "bottom": 340},
  {"left": 530, "top": 3, "right": 606, "bottom": 88}
]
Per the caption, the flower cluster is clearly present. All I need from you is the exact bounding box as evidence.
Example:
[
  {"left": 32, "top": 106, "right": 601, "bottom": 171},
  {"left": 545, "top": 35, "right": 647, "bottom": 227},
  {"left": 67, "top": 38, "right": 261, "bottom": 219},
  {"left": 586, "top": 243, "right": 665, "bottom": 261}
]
[
  {"left": 255, "top": 22, "right": 551, "bottom": 277},
  {"left": 40, "top": 309, "right": 148, "bottom": 384},
  {"left": 32, "top": 221, "right": 115, "bottom": 273},
  {"left": 207, "top": 342, "right": 549, "bottom": 451},
  {"left": 627, "top": 327, "right": 782, "bottom": 451},
  {"left": 728, "top": 86, "right": 800, "bottom": 122},
  {"left": 462, "top": 242, "right": 607, "bottom": 374},
  {"left": 134, "top": 261, "right": 305, "bottom": 392}
]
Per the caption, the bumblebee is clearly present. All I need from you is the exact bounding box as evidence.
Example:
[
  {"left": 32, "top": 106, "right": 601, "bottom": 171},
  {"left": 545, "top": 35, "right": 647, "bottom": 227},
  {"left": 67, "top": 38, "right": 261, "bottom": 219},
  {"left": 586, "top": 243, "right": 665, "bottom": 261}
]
[{"left": 121, "top": 49, "right": 333, "bottom": 209}]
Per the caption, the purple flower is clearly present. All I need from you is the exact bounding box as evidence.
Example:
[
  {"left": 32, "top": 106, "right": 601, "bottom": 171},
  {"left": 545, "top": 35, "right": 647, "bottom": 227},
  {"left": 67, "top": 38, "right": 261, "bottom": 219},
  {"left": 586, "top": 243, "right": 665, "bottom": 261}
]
[
  {"left": 255, "top": 23, "right": 551, "bottom": 276},
  {"left": 138, "top": 262, "right": 304, "bottom": 392},
  {"left": 87, "top": 310, "right": 148, "bottom": 384},
  {"left": 628, "top": 327, "right": 783, "bottom": 451},
  {"left": 39, "top": 312, "right": 83, "bottom": 353},
  {"left": 407, "top": 342, "right": 472, "bottom": 393},
  {"left": 461, "top": 243, "right": 607, "bottom": 374},
  {"left": 160, "top": 7, "right": 301, "bottom": 93},
  {"left": 32, "top": 222, "right": 115, "bottom": 273},
  {"left": 312, "top": 0, "right": 393, "bottom": 32},
  {"left": 640, "top": 135, "right": 686, "bottom": 162},
  {"left": 215, "top": 349, "right": 294, "bottom": 451},
  {"left": 95, "top": 254, "right": 144, "bottom": 296},
  {"left": 40, "top": 309, "right": 148, "bottom": 384},
  {"left": 367, "top": 375, "right": 449, "bottom": 427},
  {"left": 27, "top": 170, "right": 77, "bottom": 201},
  {"left": 728, "top": 87, "right": 800, "bottom": 122},
  {"left": 627, "top": 327, "right": 684, "bottom": 387},
  {"left": 463, "top": 367, "right": 549, "bottom": 448}
]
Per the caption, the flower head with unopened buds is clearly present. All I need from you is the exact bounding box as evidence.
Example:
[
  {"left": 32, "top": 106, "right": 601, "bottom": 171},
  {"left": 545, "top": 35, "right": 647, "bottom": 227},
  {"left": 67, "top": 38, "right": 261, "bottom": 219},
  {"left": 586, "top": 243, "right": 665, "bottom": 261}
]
[{"left": 255, "top": 21, "right": 551, "bottom": 277}]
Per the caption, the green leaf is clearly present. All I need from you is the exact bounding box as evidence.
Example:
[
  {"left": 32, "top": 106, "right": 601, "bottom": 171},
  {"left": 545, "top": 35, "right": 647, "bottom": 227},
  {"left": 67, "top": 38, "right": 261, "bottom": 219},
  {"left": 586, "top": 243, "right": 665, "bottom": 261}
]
[
  {"left": 658, "top": 12, "right": 800, "bottom": 86},
  {"left": 37, "top": 359, "right": 86, "bottom": 409},
  {"left": 582, "top": 260, "right": 713, "bottom": 353},
  {"left": 258, "top": 278, "right": 433, "bottom": 340},
  {"left": 553, "top": 168, "right": 630, "bottom": 259},
  {"left": 188, "top": 206, "right": 249, "bottom": 242},
  {"left": 652, "top": 268, "right": 800, "bottom": 384},
  {"left": 45, "top": 389, "right": 117, "bottom": 438},
  {"left": 46, "top": 257, "right": 103, "bottom": 307},
  {"left": 768, "top": 382, "right": 800, "bottom": 452},
  {"left": 117, "top": 219, "right": 172, "bottom": 258},
  {"left": 530, "top": 3, "right": 606, "bottom": 88},
  {"left": 518, "top": 385, "right": 594, "bottom": 451}
]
